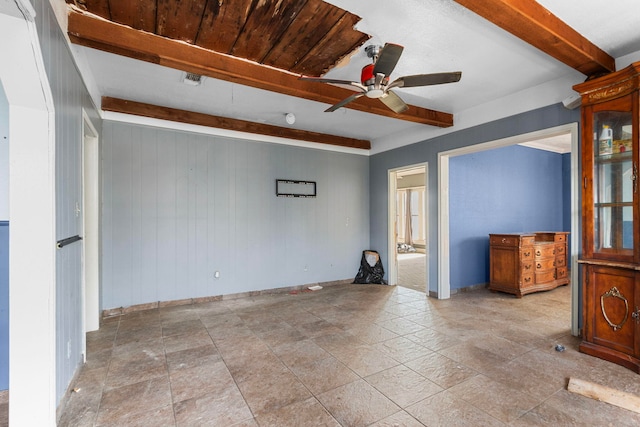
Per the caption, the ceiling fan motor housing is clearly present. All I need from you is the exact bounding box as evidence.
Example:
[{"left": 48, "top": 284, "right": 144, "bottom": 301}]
[
  {"left": 361, "top": 63, "right": 375, "bottom": 85},
  {"left": 361, "top": 64, "right": 388, "bottom": 98}
]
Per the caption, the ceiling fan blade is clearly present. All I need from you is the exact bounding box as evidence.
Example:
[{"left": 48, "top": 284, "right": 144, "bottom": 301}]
[
  {"left": 388, "top": 72, "right": 462, "bottom": 90},
  {"left": 325, "top": 93, "right": 365, "bottom": 112},
  {"left": 373, "top": 43, "right": 404, "bottom": 77},
  {"left": 299, "top": 76, "right": 366, "bottom": 92},
  {"left": 379, "top": 90, "right": 408, "bottom": 114}
]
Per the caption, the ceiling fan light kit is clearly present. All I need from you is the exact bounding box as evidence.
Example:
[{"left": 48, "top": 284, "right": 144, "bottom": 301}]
[{"left": 300, "top": 43, "right": 461, "bottom": 115}]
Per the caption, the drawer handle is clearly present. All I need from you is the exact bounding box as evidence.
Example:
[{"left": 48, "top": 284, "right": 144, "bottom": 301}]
[
  {"left": 535, "top": 250, "right": 541, "bottom": 256},
  {"left": 524, "top": 251, "right": 531, "bottom": 257},
  {"left": 632, "top": 307, "right": 640, "bottom": 324},
  {"left": 537, "top": 263, "right": 542, "bottom": 269},
  {"left": 501, "top": 238, "right": 507, "bottom": 243},
  {"left": 524, "top": 264, "right": 531, "bottom": 270},
  {"left": 524, "top": 277, "right": 531, "bottom": 283},
  {"left": 600, "top": 287, "right": 628, "bottom": 332}
]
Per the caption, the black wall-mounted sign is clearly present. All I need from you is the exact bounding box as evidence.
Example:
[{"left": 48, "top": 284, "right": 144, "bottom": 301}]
[{"left": 276, "top": 179, "right": 316, "bottom": 198}]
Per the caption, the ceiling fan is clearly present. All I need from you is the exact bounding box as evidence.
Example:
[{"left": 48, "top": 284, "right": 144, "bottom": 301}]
[{"left": 300, "top": 43, "right": 461, "bottom": 114}]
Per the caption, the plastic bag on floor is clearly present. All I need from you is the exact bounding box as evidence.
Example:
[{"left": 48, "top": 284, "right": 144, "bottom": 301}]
[{"left": 353, "top": 250, "right": 387, "bottom": 284}]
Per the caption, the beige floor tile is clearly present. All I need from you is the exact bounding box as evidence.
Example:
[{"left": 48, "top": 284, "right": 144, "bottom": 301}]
[
  {"left": 271, "top": 338, "right": 332, "bottom": 369},
  {"left": 406, "top": 390, "right": 505, "bottom": 427},
  {"left": 317, "top": 379, "right": 401, "bottom": 426},
  {"left": 223, "top": 350, "right": 287, "bottom": 385},
  {"left": 288, "top": 356, "right": 359, "bottom": 395},
  {"left": 437, "top": 341, "right": 512, "bottom": 374},
  {"left": 373, "top": 336, "right": 433, "bottom": 363},
  {"left": 255, "top": 397, "right": 340, "bottom": 427},
  {"left": 111, "top": 336, "right": 165, "bottom": 361},
  {"left": 333, "top": 345, "right": 400, "bottom": 377},
  {"left": 344, "top": 323, "right": 400, "bottom": 344},
  {"left": 447, "top": 375, "right": 541, "bottom": 423},
  {"left": 161, "top": 319, "right": 206, "bottom": 337},
  {"left": 404, "top": 352, "right": 478, "bottom": 389},
  {"left": 254, "top": 324, "right": 307, "bottom": 347},
  {"left": 169, "top": 359, "right": 235, "bottom": 403},
  {"left": 378, "top": 317, "right": 426, "bottom": 336},
  {"left": 235, "top": 369, "right": 312, "bottom": 416},
  {"left": 114, "top": 326, "right": 163, "bottom": 347},
  {"left": 313, "top": 331, "right": 363, "bottom": 354},
  {"left": 365, "top": 365, "right": 443, "bottom": 407},
  {"left": 166, "top": 344, "right": 221, "bottom": 373},
  {"left": 96, "top": 405, "right": 175, "bottom": 427},
  {"left": 164, "top": 327, "right": 213, "bottom": 352},
  {"left": 173, "top": 386, "right": 253, "bottom": 426},
  {"left": 56, "top": 391, "right": 100, "bottom": 427},
  {"left": 481, "top": 358, "right": 564, "bottom": 401},
  {"left": 406, "top": 327, "right": 463, "bottom": 351},
  {"left": 104, "top": 350, "right": 167, "bottom": 390},
  {"left": 368, "top": 410, "right": 425, "bottom": 427},
  {"left": 95, "top": 376, "right": 172, "bottom": 426}
]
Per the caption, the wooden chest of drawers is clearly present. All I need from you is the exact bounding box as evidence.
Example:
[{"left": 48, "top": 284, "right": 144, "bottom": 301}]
[{"left": 489, "top": 232, "right": 569, "bottom": 297}]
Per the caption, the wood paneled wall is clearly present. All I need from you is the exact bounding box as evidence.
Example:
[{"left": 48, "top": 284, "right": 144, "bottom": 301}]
[
  {"left": 32, "top": 0, "right": 102, "bottom": 404},
  {"left": 101, "top": 121, "right": 370, "bottom": 309}
]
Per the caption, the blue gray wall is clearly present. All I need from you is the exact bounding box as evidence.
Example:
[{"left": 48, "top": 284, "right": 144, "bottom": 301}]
[
  {"left": 32, "top": 0, "right": 102, "bottom": 403},
  {"left": 562, "top": 152, "right": 572, "bottom": 253},
  {"left": 0, "top": 81, "right": 7, "bottom": 391},
  {"left": 0, "top": 222, "right": 7, "bottom": 391},
  {"left": 449, "top": 145, "right": 566, "bottom": 290},
  {"left": 0, "top": 82, "right": 7, "bottom": 221},
  {"left": 101, "top": 121, "right": 370, "bottom": 309},
  {"left": 370, "top": 103, "right": 580, "bottom": 294}
]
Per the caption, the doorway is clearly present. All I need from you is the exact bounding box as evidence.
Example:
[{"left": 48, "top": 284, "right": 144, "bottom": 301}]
[
  {"left": 438, "top": 123, "right": 580, "bottom": 335},
  {"left": 388, "top": 164, "right": 428, "bottom": 292}
]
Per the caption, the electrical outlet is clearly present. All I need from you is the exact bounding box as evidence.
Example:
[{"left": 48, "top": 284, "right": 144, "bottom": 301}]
[{"left": 214, "top": 271, "right": 220, "bottom": 279}]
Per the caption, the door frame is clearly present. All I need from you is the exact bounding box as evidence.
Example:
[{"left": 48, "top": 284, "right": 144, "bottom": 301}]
[
  {"left": 437, "top": 123, "right": 580, "bottom": 335},
  {"left": 388, "top": 163, "right": 428, "bottom": 290},
  {"left": 3, "top": 2, "right": 58, "bottom": 424},
  {"left": 82, "top": 110, "right": 99, "bottom": 343}
]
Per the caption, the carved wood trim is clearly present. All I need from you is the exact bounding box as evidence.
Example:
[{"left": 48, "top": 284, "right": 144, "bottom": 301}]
[{"left": 574, "top": 62, "right": 640, "bottom": 105}]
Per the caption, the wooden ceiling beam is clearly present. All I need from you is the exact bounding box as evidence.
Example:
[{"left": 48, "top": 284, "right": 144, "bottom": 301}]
[
  {"left": 454, "top": 0, "right": 615, "bottom": 76},
  {"left": 101, "top": 97, "right": 371, "bottom": 150},
  {"left": 68, "top": 9, "right": 455, "bottom": 128}
]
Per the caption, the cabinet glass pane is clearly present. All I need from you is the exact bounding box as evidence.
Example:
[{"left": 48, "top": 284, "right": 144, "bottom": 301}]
[{"left": 593, "top": 111, "right": 633, "bottom": 254}]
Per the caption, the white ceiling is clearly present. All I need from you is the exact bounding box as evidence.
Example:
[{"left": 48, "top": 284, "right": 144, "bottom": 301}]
[{"left": 68, "top": 0, "right": 640, "bottom": 154}]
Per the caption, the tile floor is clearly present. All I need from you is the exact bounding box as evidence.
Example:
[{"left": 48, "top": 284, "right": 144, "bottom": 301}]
[
  {"left": 0, "top": 391, "right": 7, "bottom": 427},
  {"left": 47, "top": 283, "right": 640, "bottom": 426},
  {"left": 397, "top": 253, "right": 427, "bottom": 293}
]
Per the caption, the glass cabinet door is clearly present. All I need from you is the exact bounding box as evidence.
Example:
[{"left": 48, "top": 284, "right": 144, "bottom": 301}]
[{"left": 593, "top": 110, "right": 634, "bottom": 257}]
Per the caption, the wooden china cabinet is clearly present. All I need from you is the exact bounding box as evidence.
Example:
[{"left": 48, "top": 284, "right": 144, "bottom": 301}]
[{"left": 574, "top": 61, "right": 640, "bottom": 373}]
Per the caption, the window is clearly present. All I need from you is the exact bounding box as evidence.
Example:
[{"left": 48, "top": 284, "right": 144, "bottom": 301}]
[{"left": 396, "top": 187, "right": 425, "bottom": 245}]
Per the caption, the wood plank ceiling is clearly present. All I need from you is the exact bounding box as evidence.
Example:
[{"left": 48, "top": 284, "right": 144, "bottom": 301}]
[
  {"left": 69, "top": 0, "right": 370, "bottom": 77},
  {"left": 67, "top": 0, "right": 616, "bottom": 149}
]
